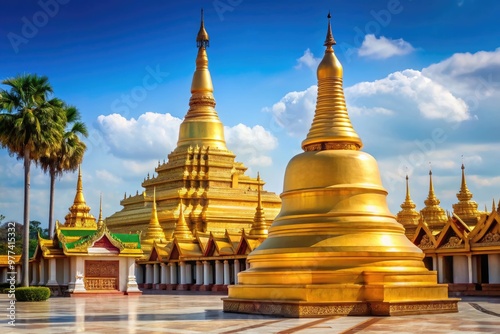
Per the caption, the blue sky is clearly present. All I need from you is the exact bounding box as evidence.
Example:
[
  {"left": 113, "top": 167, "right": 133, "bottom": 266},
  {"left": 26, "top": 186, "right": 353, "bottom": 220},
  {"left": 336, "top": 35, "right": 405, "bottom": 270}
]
[{"left": 1, "top": 0, "right": 500, "bottom": 228}]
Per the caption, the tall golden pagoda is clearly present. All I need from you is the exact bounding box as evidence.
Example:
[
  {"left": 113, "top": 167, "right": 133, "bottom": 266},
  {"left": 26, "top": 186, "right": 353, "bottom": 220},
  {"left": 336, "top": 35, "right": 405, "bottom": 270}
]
[
  {"left": 64, "top": 166, "right": 97, "bottom": 228},
  {"left": 452, "top": 164, "right": 480, "bottom": 227},
  {"left": 224, "top": 13, "right": 458, "bottom": 317},
  {"left": 396, "top": 175, "right": 421, "bottom": 239},
  {"left": 106, "top": 11, "right": 281, "bottom": 240},
  {"left": 420, "top": 170, "right": 448, "bottom": 234}
]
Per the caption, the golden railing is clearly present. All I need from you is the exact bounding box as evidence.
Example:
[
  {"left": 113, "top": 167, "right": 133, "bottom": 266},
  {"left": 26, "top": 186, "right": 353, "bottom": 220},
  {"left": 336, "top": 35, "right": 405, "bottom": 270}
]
[{"left": 84, "top": 277, "right": 118, "bottom": 290}]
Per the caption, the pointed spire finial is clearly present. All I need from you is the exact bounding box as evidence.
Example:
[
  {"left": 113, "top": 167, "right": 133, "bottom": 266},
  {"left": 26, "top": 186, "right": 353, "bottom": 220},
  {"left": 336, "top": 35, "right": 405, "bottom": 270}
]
[
  {"left": 97, "top": 193, "right": 104, "bottom": 226},
  {"left": 197, "top": 8, "right": 209, "bottom": 48},
  {"left": 324, "top": 10, "right": 336, "bottom": 49}
]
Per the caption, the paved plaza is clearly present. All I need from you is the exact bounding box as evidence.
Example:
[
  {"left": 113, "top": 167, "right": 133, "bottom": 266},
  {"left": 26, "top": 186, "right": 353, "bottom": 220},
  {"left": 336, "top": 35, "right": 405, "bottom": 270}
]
[{"left": 4, "top": 292, "right": 500, "bottom": 333}]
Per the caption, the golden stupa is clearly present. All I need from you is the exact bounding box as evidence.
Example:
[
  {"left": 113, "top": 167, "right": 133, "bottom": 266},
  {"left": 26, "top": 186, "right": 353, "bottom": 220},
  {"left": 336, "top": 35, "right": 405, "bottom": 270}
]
[
  {"left": 420, "top": 170, "right": 448, "bottom": 234},
  {"left": 396, "top": 175, "right": 421, "bottom": 239},
  {"left": 452, "top": 164, "right": 481, "bottom": 227},
  {"left": 64, "top": 166, "right": 97, "bottom": 229},
  {"left": 105, "top": 11, "right": 281, "bottom": 243},
  {"left": 223, "top": 13, "right": 458, "bottom": 317}
]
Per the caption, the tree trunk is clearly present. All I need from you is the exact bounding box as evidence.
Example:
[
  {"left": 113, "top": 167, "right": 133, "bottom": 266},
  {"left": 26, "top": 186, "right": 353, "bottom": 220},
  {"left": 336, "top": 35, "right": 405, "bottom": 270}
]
[
  {"left": 22, "top": 147, "right": 30, "bottom": 287},
  {"left": 49, "top": 167, "right": 56, "bottom": 239}
]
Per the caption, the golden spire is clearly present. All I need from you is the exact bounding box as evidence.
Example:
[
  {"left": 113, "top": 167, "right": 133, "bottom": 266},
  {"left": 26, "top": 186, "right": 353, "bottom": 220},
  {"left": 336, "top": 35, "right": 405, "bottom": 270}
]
[
  {"left": 177, "top": 9, "right": 227, "bottom": 151},
  {"left": 493, "top": 198, "right": 497, "bottom": 213},
  {"left": 396, "top": 174, "right": 420, "bottom": 238},
  {"left": 249, "top": 173, "right": 269, "bottom": 237},
  {"left": 302, "top": 12, "right": 362, "bottom": 152},
  {"left": 452, "top": 163, "right": 479, "bottom": 226},
  {"left": 420, "top": 169, "right": 448, "bottom": 233},
  {"left": 196, "top": 8, "right": 209, "bottom": 48},
  {"left": 73, "top": 165, "right": 86, "bottom": 205},
  {"left": 64, "top": 166, "right": 96, "bottom": 228},
  {"left": 172, "top": 201, "right": 194, "bottom": 240},
  {"left": 142, "top": 187, "right": 166, "bottom": 244},
  {"left": 97, "top": 193, "right": 104, "bottom": 227}
]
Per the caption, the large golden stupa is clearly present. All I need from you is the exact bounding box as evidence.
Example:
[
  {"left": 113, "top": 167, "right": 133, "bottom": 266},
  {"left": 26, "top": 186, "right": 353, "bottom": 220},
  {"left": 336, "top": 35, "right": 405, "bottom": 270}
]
[
  {"left": 223, "top": 13, "right": 458, "bottom": 317},
  {"left": 105, "top": 11, "right": 281, "bottom": 241}
]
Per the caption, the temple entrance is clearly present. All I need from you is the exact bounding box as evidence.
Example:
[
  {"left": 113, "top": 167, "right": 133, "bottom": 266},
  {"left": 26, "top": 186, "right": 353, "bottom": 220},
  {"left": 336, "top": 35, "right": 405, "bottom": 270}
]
[{"left": 84, "top": 260, "right": 119, "bottom": 290}]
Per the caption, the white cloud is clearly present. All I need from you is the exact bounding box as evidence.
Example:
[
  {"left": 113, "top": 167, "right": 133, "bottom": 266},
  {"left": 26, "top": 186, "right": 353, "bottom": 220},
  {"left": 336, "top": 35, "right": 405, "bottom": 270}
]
[
  {"left": 346, "top": 69, "right": 469, "bottom": 122},
  {"left": 96, "top": 112, "right": 182, "bottom": 160},
  {"left": 349, "top": 106, "right": 394, "bottom": 116},
  {"left": 263, "top": 85, "right": 317, "bottom": 137},
  {"left": 224, "top": 124, "right": 278, "bottom": 167},
  {"left": 422, "top": 48, "right": 500, "bottom": 99},
  {"left": 295, "top": 49, "right": 321, "bottom": 71},
  {"left": 358, "top": 34, "right": 415, "bottom": 59},
  {"left": 95, "top": 169, "right": 122, "bottom": 184}
]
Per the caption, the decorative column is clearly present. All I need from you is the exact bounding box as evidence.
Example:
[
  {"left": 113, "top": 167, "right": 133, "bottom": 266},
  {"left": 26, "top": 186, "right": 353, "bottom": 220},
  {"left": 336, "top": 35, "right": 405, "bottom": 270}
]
[
  {"left": 160, "top": 263, "right": 167, "bottom": 286},
  {"left": 135, "top": 264, "right": 144, "bottom": 285},
  {"left": 215, "top": 260, "right": 223, "bottom": 285},
  {"left": 164, "top": 263, "right": 171, "bottom": 284},
  {"left": 126, "top": 258, "right": 141, "bottom": 294},
  {"left": 38, "top": 259, "right": 46, "bottom": 285},
  {"left": 63, "top": 258, "right": 70, "bottom": 287},
  {"left": 432, "top": 255, "right": 437, "bottom": 271},
  {"left": 437, "top": 255, "right": 444, "bottom": 283},
  {"left": 145, "top": 264, "right": 153, "bottom": 288},
  {"left": 223, "top": 260, "right": 230, "bottom": 285},
  {"left": 30, "top": 262, "right": 38, "bottom": 286},
  {"left": 234, "top": 259, "right": 240, "bottom": 284},
  {"left": 467, "top": 254, "right": 473, "bottom": 284},
  {"left": 179, "top": 261, "right": 186, "bottom": 284},
  {"left": 196, "top": 261, "right": 203, "bottom": 285},
  {"left": 46, "top": 258, "right": 58, "bottom": 286},
  {"left": 68, "top": 257, "right": 76, "bottom": 292},
  {"left": 153, "top": 263, "right": 160, "bottom": 286},
  {"left": 203, "top": 261, "right": 210, "bottom": 286},
  {"left": 169, "top": 262, "right": 177, "bottom": 284},
  {"left": 185, "top": 263, "right": 192, "bottom": 284},
  {"left": 73, "top": 257, "right": 86, "bottom": 292},
  {"left": 489, "top": 254, "right": 500, "bottom": 284}
]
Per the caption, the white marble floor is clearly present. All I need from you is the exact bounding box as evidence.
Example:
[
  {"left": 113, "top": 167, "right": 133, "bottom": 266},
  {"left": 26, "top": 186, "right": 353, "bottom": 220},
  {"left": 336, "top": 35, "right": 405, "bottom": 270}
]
[{"left": 4, "top": 292, "right": 500, "bottom": 333}]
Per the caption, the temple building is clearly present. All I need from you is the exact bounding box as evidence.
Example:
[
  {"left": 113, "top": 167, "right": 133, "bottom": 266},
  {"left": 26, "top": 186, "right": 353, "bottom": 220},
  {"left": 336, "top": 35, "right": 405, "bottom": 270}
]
[
  {"left": 30, "top": 168, "right": 143, "bottom": 296},
  {"left": 103, "top": 12, "right": 281, "bottom": 292},
  {"left": 224, "top": 13, "right": 457, "bottom": 317},
  {"left": 105, "top": 11, "right": 281, "bottom": 245},
  {"left": 399, "top": 165, "right": 499, "bottom": 296}
]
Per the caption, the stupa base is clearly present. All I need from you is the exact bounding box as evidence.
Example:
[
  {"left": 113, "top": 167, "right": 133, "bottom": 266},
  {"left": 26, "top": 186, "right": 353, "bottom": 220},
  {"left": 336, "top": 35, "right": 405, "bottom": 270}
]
[
  {"left": 223, "top": 297, "right": 458, "bottom": 317},
  {"left": 223, "top": 281, "right": 459, "bottom": 317}
]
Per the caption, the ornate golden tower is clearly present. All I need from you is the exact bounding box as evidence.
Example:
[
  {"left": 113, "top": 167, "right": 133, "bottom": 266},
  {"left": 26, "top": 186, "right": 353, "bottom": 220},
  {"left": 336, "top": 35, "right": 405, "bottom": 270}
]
[
  {"left": 105, "top": 11, "right": 281, "bottom": 240},
  {"left": 452, "top": 164, "right": 480, "bottom": 227},
  {"left": 396, "top": 175, "right": 421, "bottom": 239},
  {"left": 420, "top": 170, "right": 448, "bottom": 234},
  {"left": 249, "top": 173, "right": 269, "bottom": 237},
  {"left": 142, "top": 188, "right": 167, "bottom": 245},
  {"left": 224, "top": 13, "right": 458, "bottom": 317},
  {"left": 64, "top": 166, "right": 97, "bottom": 228}
]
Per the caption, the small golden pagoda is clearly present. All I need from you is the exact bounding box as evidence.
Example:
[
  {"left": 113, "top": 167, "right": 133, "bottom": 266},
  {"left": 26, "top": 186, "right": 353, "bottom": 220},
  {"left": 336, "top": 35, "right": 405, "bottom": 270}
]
[
  {"left": 420, "top": 170, "right": 448, "bottom": 234},
  {"left": 224, "top": 13, "right": 458, "bottom": 317},
  {"left": 106, "top": 11, "right": 281, "bottom": 238},
  {"left": 452, "top": 164, "right": 481, "bottom": 228},
  {"left": 396, "top": 175, "right": 421, "bottom": 239},
  {"left": 64, "top": 166, "right": 97, "bottom": 229}
]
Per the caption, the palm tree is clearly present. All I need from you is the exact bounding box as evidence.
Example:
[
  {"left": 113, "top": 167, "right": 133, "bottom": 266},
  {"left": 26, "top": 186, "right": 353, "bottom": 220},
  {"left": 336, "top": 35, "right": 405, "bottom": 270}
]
[
  {"left": 0, "top": 74, "right": 65, "bottom": 286},
  {"left": 40, "top": 104, "right": 88, "bottom": 238}
]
